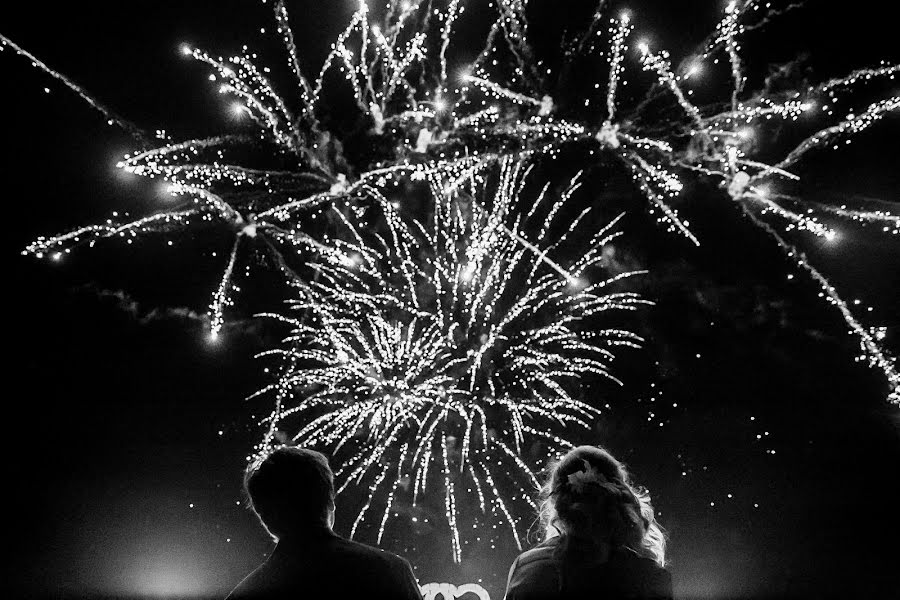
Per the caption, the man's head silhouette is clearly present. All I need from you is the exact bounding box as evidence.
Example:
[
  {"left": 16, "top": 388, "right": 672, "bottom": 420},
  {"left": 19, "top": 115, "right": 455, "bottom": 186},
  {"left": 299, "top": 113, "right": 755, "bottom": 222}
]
[{"left": 244, "top": 446, "right": 335, "bottom": 541}]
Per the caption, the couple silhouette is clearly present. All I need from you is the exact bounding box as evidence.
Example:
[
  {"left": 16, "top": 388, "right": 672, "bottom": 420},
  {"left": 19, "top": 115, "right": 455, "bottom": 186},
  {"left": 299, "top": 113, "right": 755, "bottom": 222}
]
[{"left": 226, "top": 445, "right": 672, "bottom": 600}]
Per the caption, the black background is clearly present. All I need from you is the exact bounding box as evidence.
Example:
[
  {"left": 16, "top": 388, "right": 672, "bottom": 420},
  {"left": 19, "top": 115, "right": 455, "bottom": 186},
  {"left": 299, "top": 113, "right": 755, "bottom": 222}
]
[{"left": 3, "top": 1, "right": 899, "bottom": 598}]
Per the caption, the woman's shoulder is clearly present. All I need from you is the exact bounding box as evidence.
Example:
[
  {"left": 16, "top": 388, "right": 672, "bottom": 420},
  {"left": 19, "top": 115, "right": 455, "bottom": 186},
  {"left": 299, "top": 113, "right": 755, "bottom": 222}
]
[
  {"left": 606, "top": 550, "right": 673, "bottom": 598},
  {"left": 514, "top": 537, "right": 561, "bottom": 568},
  {"left": 610, "top": 548, "right": 668, "bottom": 572},
  {"left": 506, "top": 539, "right": 563, "bottom": 600}
]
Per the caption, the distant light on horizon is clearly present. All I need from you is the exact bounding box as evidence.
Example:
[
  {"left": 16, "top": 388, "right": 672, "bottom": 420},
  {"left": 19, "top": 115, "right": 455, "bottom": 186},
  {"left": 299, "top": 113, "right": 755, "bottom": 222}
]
[{"left": 128, "top": 554, "right": 219, "bottom": 599}]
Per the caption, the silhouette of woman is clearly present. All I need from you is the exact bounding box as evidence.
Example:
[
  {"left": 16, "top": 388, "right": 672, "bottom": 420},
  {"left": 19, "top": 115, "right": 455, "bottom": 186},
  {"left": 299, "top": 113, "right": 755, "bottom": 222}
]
[{"left": 504, "top": 445, "right": 672, "bottom": 599}]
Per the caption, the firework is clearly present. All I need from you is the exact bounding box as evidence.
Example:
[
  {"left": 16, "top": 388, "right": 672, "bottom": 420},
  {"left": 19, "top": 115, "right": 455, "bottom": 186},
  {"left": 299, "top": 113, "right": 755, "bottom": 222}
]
[{"left": 253, "top": 159, "right": 648, "bottom": 560}]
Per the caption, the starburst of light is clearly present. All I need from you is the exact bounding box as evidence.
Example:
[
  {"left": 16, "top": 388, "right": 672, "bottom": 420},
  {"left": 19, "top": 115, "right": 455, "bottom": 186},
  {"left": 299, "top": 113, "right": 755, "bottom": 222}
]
[{"left": 252, "top": 160, "right": 649, "bottom": 560}]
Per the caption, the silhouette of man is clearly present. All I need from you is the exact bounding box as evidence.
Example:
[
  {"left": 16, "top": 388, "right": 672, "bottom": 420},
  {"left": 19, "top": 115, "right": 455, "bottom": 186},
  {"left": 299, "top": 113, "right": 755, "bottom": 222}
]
[{"left": 226, "top": 446, "right": 423, "bottom": 600}]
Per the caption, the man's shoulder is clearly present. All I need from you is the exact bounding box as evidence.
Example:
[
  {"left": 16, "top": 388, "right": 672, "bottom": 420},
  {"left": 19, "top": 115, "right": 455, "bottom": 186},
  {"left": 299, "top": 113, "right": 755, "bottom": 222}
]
[
  {"left": 224, "top": 562, "right": 273, "bottom": 600},
  {"left": 331, "top": 536, "right": 410, "bottom": 568},
  {"left": 329, "top": 537, "right": 422, "bottom": 599},
  {"left": 226, "top": 537, "right": 420, "bottom": 600}
]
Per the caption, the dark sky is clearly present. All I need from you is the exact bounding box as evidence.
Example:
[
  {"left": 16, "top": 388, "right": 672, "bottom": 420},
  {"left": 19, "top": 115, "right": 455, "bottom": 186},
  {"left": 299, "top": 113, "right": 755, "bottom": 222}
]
[{"left": 3, "top": 1, "right": 899, "bottom": 599}]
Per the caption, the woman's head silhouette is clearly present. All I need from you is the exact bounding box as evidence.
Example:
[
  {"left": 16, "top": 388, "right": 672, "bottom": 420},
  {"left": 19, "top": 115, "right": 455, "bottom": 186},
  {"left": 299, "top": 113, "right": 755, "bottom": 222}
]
[{"left": 537, "top": 445, "right": 667, "bottom": 567}]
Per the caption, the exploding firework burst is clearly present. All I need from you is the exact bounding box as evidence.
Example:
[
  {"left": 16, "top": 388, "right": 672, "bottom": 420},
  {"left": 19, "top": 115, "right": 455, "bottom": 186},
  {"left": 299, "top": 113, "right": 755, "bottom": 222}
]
[{"left": 252, "top": 160, "right": 648, "bottom": 560}]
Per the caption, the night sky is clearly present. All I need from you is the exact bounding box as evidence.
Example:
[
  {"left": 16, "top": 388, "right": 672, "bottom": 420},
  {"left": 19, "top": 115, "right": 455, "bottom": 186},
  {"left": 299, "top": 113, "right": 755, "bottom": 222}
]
[{"left": 4, "top": 1, "right": 899, "bottom": 599}]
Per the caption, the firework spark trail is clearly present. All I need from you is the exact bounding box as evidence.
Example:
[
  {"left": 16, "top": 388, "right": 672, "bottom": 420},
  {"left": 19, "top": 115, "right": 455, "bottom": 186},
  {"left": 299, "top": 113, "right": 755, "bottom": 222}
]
[
  {"left": 272, "top": 0, "right": 317, "bottom": 122},
  {"left": 772, "top": 97, "right": 900, "bottom": 171},
  {"left": 495, "top": 0, "right": 541, "bottom": 88},
  {"left": 639, "top": 45, "right": 707, "bottom": 132},
  {"left": 209, "top": 237, "right": 241, "bottom": 340},
  {"left": 702, "top": 99, "right": 812, "bottom": 126},
  {"left": 741, "top": 188, "right": 835, "bottom": 239},
  {"left": 24, "top": 210, "right": 199, "bottom": 259},
  {"left": 0, "top": 33, "right": 148, "bottom": 142},
  {"left": 564, "top": 0, "right": 611, "bottom": 60},
  {"left": 185, "top": 46, "right": 301, "bottom": 153},
  {"left": 625, "top": 153, "right": 697, "bottom": 245},
  {"left": 740, "top": 1, "right": 804, "bottom": 34},
  {"left": 605, "top": 13, "right": 633, "bottom": 122},
  {"left": 704, "top": 0, "right": 748, "bottom": 109},
  {"left": 22, "top": 180, "right": 339, "bottom": 336},
  {"left": 740, "top": 205, "right": 900, "bottom": 404},
  {"left": 438, "top": 0, "right": 462, "bottom": 90},
  {"left": 813, "top": 63, "right": 899, "bottom": 96},
  {"left": 800, "top": 201, "right": 900, "bottom": 234},
  {"left": 463, "top": 74, "right": 546, "bottom": 109},
  {"left": 312, "top": 4, "right": 369, "bottom": 109},
  {"left": 309, "top": 0, "right": 430, "bottom": 123},
  {"left": 258, "top": 160, "right": 648, "bottom": 558}
]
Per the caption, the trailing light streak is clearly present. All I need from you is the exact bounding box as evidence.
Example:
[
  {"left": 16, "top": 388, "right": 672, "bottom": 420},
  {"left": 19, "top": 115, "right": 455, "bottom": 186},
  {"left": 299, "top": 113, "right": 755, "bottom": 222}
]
[
  {"left": 0, "top": 33, "right": 147, "bottom": 142},
  {"left": 741, "top": 207, "right": 900, "bottom": 404}
]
